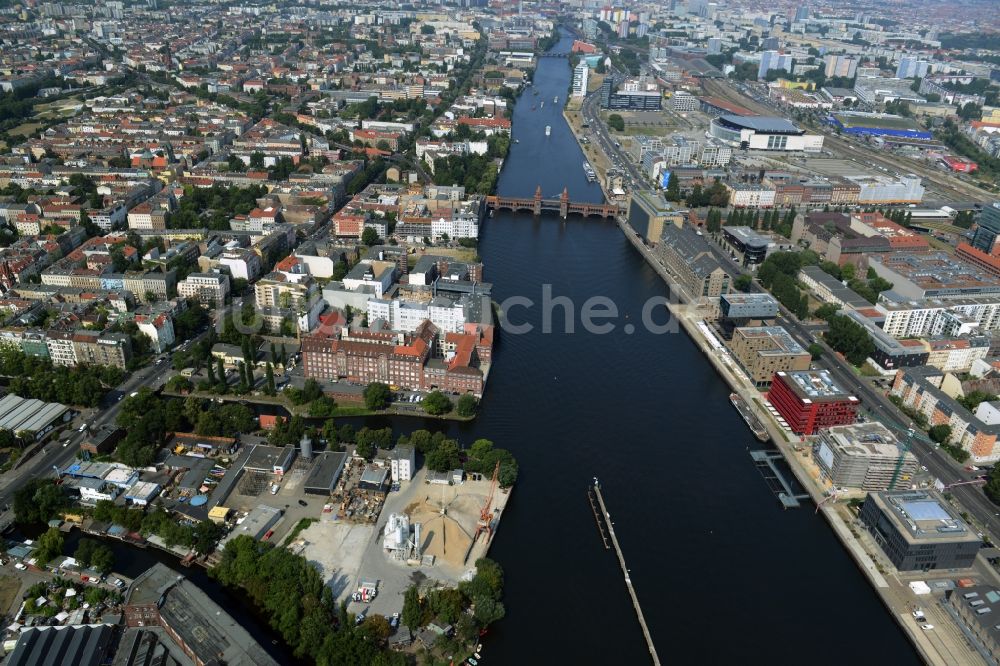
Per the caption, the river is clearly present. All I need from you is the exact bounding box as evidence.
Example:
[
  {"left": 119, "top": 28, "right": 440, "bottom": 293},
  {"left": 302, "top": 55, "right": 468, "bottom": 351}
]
[
  {"left": 54, "top": 31, "right": 918, "bottom": 664},
  {"left": 347, "top": 31, "right": 919, "bottom": 663}
]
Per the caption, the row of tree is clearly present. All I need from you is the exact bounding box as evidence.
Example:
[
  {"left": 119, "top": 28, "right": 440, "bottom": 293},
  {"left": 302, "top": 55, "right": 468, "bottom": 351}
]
[
  {"left": 115, "top": 391, "right": 256, "bottom": 466},
  {"left": 0, "top": 344, "right": 124, "bottom": 407},
  {"left": 212, "top": 535, "right": 406, "bottom": 664}
]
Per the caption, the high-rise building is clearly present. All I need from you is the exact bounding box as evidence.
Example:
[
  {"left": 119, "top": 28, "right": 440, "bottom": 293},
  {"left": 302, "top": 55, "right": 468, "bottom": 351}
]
[
  {"left": 572, "top": 63, "right": 589, "bottom": 97},
  {"left": 972, "top": 203, "right": 1000, "bottom": 255},
  {"left": 896, "top": 56, "right": 931, "bottom": 79},
  {"left": 758, "top": 51, "right": 793, "bottom": 80},
  {"left": 794, "top": 5, "right": 810, "bottom": 21},
  {"left": 824, "top": 54, "right": 858, "bottom": 79}
]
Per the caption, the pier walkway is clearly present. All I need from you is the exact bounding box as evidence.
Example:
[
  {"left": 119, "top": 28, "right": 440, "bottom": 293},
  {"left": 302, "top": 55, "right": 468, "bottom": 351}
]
[{"left": 592, "top": 480, "right": 660, "bottom": 666}]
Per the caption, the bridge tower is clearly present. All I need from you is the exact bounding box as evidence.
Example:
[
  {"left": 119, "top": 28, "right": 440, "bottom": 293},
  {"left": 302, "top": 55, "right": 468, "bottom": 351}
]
[
  {"left": 533, "top": 185, "right": 543, "bottom": 216},
  {"left": 559, "top": 187, "right": 569, "bottom": 219}
]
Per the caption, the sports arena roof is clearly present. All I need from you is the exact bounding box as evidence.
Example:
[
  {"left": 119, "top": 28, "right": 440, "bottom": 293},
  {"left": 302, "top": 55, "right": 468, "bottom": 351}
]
[{"left": 715, "top": 114, "right": 803, "bottom": 134}]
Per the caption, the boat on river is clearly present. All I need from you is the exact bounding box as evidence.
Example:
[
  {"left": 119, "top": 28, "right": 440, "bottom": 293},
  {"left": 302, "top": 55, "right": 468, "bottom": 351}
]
[{"left": 730, "top": 392, "right": 770, "bottom": 441}]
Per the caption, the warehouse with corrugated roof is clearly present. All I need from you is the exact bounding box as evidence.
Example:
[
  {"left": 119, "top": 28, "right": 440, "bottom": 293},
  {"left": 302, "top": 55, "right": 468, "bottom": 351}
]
[{"left": 0, "top": 393, "right": 71, "bottom": 440}]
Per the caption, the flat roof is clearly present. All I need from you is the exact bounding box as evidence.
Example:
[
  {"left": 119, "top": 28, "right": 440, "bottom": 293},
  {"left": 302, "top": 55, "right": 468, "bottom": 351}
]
[
  {"left": 303, "top": 450, "right": 347, "bottom": 492},
  {"left": 721, "top": 292, "right": 778, "bottom": 305},
  {"left": 777, "top": 369, "right": 857, "bottom": 403},
  {"left": 872, "top": 490, "right": 979, "bottom": 543},
  {"left": 736, "top": 326, "right": 807, "bottom": 355}
]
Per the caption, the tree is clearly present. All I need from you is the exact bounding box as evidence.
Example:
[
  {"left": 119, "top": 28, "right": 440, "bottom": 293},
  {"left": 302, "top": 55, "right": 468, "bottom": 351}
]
[
  {"left": 422, "top": 390, "right": 453, "bottom": 415},
  {"left": 986, "top": 462, "right": 1000, "bottom": 505},
  {"left": 456, "top": 393, "right": 478, "bottom": 417},
  {"left": 664, "top": 172, "right": 680, "bottom": 201},
  {"left": 402, "top": 584, "right": 423, "bottom": 633},
  {"left": 807, "top": 343, "right": 824, "bottom": 360},
  {"left": 265, "top": 362, "right": 276, "bottom": 395},
  {"left": 814, "top": 303, "right": 841, "bottom": 321},
  {"left": 824, "top": 314, "right": 875, "bottom": 366},
  {"left": 426, "top": 438, "right": 461, "bottom": 472},
  {"left": 929, "top": 424, "right": 952, "bottom": 444},
  {"left": 733, "top": 274, "right": 753, "bottom": 292},
  {"left": 607, "top": 114, "right": 624, "bottom": 131},
  {"left": 34, "top": 527, "right": 64, "bottom": 565},
  {"left": 361, "top": 227, "right": 380, "bottom": 246},
  {"left": 363, "top": 382, "right": 391, "bottom": 410},
  {"left": 13, "top": 479, "right": 67, "bottom": 524}
]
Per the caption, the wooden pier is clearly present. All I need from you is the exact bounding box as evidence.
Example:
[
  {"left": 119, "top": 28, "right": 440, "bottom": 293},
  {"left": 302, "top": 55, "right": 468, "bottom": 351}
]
[
  {"left": 592, "top": 479, "right": 660, "bottom": 666},
  {"left": 587, "top": 486, "right": 610, "bottom": 549}
]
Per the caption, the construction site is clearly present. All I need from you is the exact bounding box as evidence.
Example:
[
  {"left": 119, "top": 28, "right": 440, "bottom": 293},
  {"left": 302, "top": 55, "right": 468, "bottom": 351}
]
[{"left": 330, "top": 464, "right": 513, "bottom": 621}]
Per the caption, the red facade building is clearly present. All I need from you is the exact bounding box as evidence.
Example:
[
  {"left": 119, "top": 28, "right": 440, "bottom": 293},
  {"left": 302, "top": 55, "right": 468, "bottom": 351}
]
[{"left": 767, "top": 370, "right": 858, "bottom": 435}]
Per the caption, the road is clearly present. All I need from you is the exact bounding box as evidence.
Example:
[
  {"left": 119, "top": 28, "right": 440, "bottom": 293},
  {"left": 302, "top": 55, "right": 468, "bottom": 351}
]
[
  {"left": 0, "top": 337, "right": 183, "bottom": 516},
  {"left": 579, "top": 75, "right": 647, "bottom": 188}
]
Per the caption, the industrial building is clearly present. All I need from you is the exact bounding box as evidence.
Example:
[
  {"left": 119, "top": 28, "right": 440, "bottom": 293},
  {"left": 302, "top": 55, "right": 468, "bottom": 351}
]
[
  {"left": 4, "top": 625, "right": 116, "bottom": 666},
  {"left": 946, "top": 586, "right": 1000, "bottom": 663},
  {"left": 729, "top": 326, "right": 811, "bottom": 386},
  {"left": 829, "top": 111, "right": 932, "bottom": 140},
  {"left": 859, "top": 490, "right": 981, "bottom": 571},
  {"left": 0, "top": 393, "right": 71, "bottom": 441},
  {"left": 125, "top": 563, "right": 280, "bottom": 666},
  {"left": 708, "top": 114, "right": 824, "bottom": 152},
  {"left": 767, "top": 370, "right": 859, "bottom": 435},
  {"left": 303, "top": 450, "right": 347, "bottom": 495},
  {"left": 218, "top": 504, "right": 282, "bottom": 548},
  {"left": 813, "top": 422, "right": 918, "bottom": 491}
]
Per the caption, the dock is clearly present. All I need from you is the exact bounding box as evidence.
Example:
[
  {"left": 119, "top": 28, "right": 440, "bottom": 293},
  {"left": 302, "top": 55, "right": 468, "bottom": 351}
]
[
  {"left": 592, "top": 479, "right": 660, "bottom": 666},
  {"left": 749, "top": 450, "right": 811, "bottom": 508},
  {"left": 587, "top": 486, "right": 610, "bottom": 549}
]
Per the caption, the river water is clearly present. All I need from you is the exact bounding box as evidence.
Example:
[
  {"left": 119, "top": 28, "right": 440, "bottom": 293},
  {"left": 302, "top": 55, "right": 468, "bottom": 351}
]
[{"left": 57, "top": 32, "right": 918, "bottom": 665}]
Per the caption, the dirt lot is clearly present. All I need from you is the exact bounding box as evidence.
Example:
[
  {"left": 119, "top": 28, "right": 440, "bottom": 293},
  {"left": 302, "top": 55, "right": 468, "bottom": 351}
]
[
  {"left": 298, "top": 518, "right": 375, "bottom": 602},
  {"left": 0, "top": 575, "right": 20, "bottom": 616}
]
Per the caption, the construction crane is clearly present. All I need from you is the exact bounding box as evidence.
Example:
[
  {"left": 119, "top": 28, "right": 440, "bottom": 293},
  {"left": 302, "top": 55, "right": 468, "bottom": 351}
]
[{"left": 474, "top": 461, "right": 501, "bottom": 543}]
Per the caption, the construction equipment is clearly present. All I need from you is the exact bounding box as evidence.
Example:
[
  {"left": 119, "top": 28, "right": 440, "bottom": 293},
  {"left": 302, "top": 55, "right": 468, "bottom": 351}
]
[{"left": 473, "top": 461, "right": 500, "bottom": 543}]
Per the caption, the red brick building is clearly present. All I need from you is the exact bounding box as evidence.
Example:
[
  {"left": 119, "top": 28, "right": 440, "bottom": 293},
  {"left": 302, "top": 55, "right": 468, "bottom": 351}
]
[{"left": 767, "top": 370, "right": 858, "bottom": 435}]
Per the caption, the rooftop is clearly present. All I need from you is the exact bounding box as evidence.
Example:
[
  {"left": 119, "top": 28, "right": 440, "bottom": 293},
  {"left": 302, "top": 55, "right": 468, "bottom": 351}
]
[
  {"left": 127, "top": 563, "right": 279, "bottom": 666},
  {"left": 874, "top": 490, "right": 979, "bottom": 543},
  {"left": 716, "top": 114, "right": 803, "bottom": 134},
  {"left": 736, "top": 326, "right": 807, "bottom": 355},
  {"left": 821, "top": 422, "right": 912, "bottom": 460},
  {"left": 777, "top": 369, "right": 857, "bottom": 403}
]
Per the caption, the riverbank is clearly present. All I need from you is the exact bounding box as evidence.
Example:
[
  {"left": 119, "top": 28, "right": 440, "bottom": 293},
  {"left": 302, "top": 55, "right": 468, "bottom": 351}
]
[
  {"left": 615, "top": 215, "right": 968, "bottom": 666},
  {"left": 159, "top": 388, "right": 476, "bottom": 422}
]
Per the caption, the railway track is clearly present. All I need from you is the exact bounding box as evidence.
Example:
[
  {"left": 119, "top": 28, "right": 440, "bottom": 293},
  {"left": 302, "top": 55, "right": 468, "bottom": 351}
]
[{"left": 701, "top": 79, "right": 995, "bottom": 204}]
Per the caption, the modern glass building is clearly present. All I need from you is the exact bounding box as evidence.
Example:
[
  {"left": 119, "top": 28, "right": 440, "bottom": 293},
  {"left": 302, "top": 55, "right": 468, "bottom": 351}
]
[{"left": 972, "top": 202, "right": 1000, "bottom": 254}]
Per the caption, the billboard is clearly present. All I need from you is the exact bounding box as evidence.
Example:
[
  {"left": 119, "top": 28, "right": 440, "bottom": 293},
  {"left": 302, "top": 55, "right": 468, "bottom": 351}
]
[{"left": 660, "top": 170, "right": 671, "bottom": 189}]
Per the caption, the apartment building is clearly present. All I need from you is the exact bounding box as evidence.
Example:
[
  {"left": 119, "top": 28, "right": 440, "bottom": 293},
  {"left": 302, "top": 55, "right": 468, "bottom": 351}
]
[
  {"left": 177, "top": 272, "right": 230, "bottom": 306},
  {"left": 891, "top": 366, "right": 1000, "bottom": 463}
]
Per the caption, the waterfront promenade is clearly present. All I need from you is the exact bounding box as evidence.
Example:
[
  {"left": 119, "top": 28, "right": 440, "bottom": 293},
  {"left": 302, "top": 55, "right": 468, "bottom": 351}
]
[{"left": 615, "top": 214, "right": 976, "bottom": 666}]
